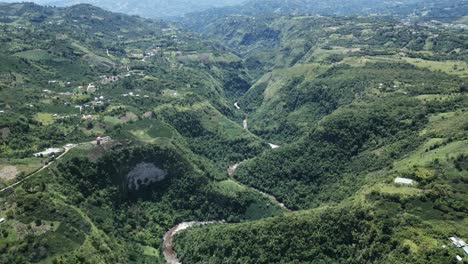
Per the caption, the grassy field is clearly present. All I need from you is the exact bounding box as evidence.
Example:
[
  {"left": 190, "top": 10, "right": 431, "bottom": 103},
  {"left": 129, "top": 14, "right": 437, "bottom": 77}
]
[
  {"left": 34, "top": 113, "right": 54, "bottom": 125},
  {"left": 422, "top": 110, "right": 468, "bottom": 138},
  {"left": 375, "top": 184, "right": 423, "bottom": 197},
  {"left": 261, "top": 63, "right": 324, "bottom": 101},
  {"left": 103, "top": 116, "right": 124, "bottom": 126},
  {"left": 0, "top": 157, "right": 42, "bottom": 178},
  {"left": 394, "top": 139, "right": 467, "bottom": 170},
  {"left": 126, "top": 119, "right": 174, "bottom": 143},
  {"left": 143, "top": 245, "right": 160, "bottom": 257},
  {"left": 342, "top": 55, "right": 468, "bottom": 77},
  {"left": 202, "top": 109, "right": 252, "bottom": 140},
  {"left": 214, "top": 180, "right": 248, "bottom": 198},
  {"left": 401, "top": 57, "right": 468, "bottom": 77},
  {"left": 14, "top": 49, "right": 53, "bottom": 61},
  {"left": 416, "top": 94, "right": 461, "bottom": 102}
]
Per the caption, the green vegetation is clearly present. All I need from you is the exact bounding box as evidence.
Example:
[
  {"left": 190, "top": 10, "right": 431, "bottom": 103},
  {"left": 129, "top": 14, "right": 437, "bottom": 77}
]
[
  {"left": 0, "top": 1, "right": 466, "bottom": 263},
  {"left": 171, "top": 3, "right": 467, "bottom": 264}
]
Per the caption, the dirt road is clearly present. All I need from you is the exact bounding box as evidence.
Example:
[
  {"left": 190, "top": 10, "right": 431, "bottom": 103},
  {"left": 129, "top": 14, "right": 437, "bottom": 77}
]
[
  {"left": 0, "top": 144, "right": 75, "bottom": 193},
  {"left": 0, "top": 137, "right": 111, "bottom": 194},
  {"left": 163, "top": 221, "right": 221, "bottom": 264}
]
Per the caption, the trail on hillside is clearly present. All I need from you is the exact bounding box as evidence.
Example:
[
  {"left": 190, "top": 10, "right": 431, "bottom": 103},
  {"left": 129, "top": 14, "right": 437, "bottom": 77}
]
[
  {"left": 0, "top": 137, "right": 111, "bottom": 194},
  {"left": 0, "top": 145, "right": 73, "bottom": 193},
  {"left": 227, "top": 162, "right": 290, "bottom": 211},
  {"left": 233, "top": 103, "right": 287, "bottom": 209},
  {"left": 163, "top": 221, "right": 223, "bottom": 264}
]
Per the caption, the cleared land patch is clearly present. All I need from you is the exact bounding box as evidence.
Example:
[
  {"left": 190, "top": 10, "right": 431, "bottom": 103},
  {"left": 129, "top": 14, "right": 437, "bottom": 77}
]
[{"left": 0, "top": 165, "right": 17, "bottom": 181}]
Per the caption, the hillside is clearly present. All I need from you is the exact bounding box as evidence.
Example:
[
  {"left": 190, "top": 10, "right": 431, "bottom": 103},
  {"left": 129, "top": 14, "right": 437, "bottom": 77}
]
[
  {"left": 182, "top": 0, "right": 468, "bottom": 33},
  {"left": 0, "top": 3, "right": 280, "bottom": 263},
  {"left": 0, "top": 1, "right": 467, "bottom": 264},
  {"left": 172, "top": 7, "right": 468, "bottom": 264},
  {"left": 0, "top": 0, "right": 247, "bottom": 18}
]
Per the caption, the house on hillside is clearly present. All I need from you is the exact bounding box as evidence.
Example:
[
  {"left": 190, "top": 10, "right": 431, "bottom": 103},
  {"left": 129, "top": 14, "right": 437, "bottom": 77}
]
[
  {"left": 451, "top": 237, "right": 467, "bottom": 248},
  {"left": 87, "top": 84, "right": 97, "bottom": 93},
  {"left": 101, "top": 75, "right": 119, "bottom": 84},
  {"left": 0, "top": 218, "right": 5, "bottom": 224},
  {"left": 394, "top": 177, "right": 415, "bottom": 186},
  {"left": 34, "top": 148, "right": 64, "bottom": 158},
  {"left": 463, "top": 246, "right": 468, "bottom": 255}
]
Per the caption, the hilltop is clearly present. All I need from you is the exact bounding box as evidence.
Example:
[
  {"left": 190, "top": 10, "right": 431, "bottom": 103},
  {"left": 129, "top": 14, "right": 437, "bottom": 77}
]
[{"left": 0, "top": 0, "right": 247, "bottom": 18}]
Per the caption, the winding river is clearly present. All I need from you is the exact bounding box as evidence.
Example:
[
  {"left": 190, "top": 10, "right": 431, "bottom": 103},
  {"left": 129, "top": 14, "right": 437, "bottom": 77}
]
[
  {"left": 162, "top": 102, "right": 289, "bottom": 263},
  {"left": 163, "top": 221, "right": 222, "bottom": 264}
]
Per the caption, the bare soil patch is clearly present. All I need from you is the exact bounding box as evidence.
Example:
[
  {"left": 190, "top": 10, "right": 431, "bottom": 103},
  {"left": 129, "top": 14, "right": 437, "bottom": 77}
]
[{"left": 0, "top": 166, "right": 18, "bottom": 181}]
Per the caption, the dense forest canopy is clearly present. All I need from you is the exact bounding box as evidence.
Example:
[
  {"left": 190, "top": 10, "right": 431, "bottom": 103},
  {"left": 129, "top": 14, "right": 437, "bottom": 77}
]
[{"left": 0, "top": 1, "right": 466, "bottom": 263}]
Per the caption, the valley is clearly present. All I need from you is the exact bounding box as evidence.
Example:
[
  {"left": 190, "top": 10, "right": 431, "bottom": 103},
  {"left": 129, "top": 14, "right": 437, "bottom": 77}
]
[{"left": 0, "top": 1, "right": 466, "bottom": 263}]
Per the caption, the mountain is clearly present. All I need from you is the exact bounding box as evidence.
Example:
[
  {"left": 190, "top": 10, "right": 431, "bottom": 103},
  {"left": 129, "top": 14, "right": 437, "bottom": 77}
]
[
  {"left": 3, "top": 0, "right": 466, "bottom": 19},
  {"left": 0, "top": 1, "right": 467, "bottom": 264},
  {"left": 182, "top": 0, "right": 468, "bottom": 32},
  {"left": 171, "top": 4, "right": 468, "bottom": 264},
  {"left": 0, "top": 3, "right": 281, "bottom": 262},
  {"left": 0, "top": 0, "right": 247, "bottom": 18}
]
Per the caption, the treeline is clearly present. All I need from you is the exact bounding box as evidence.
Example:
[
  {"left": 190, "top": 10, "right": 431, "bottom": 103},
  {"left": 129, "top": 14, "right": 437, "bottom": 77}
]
[
  {"left": 156, "top": 102, "right": 266, "bottom": 169},
  {"left": 174, "top": 204, "right": 457, "bottom": 264},
  {"left": 237, "top": 95, "right": 429, "bottom": 209},
  {"left": 1, "top": 143, "right": 279, "bottom": 263}
]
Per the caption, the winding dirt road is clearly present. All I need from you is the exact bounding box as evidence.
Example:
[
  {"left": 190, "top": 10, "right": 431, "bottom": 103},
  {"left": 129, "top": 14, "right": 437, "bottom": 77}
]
[{"left": 163, "top": 221, "right": 222, "bottom": 264}]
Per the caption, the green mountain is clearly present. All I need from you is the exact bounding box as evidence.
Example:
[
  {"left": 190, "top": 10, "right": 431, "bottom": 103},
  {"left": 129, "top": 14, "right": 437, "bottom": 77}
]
[
  {"left": 181, "top": 0, "right": 468, "bottom": 32},
  {"left": 0, "top": 0, "right": 247, "bottom": 18},
  {"left": 0, "top": 3, "right": 280, "bottom": 263},
  {"left": 0, "top": 1, "right": 467, "bottom": 264},
  {"left": 173, "top": 6, "right": 468, "bottom": 264}
]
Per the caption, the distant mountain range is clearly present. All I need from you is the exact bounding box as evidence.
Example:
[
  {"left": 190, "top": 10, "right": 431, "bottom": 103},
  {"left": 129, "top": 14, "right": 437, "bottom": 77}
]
[
  {"left": 1, "top": 0, "right": 465, "bottom": 20},
  {"left": 181, "top": 0, "right": 468, "bottom": 32},
  {"left": 0, "top": 0, "right": 247, "bottom": 18}
]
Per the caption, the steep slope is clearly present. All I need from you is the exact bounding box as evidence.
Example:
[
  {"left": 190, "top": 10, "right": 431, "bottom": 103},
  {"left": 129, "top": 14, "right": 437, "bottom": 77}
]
[
  {"left": 183, "top": 15, "right": 467, "bottom": 78},
  {"left": 182, "top": 0, "right": 468, "bottom": 33},
  {"left": 0, "top": 3, "right": 281, "bottom": 263},
  {"left": 171, "top": 11, "right": 468, "bottom": 264},
  {"left": 232, "top": 15, "right": 467, "bottom": 209}
]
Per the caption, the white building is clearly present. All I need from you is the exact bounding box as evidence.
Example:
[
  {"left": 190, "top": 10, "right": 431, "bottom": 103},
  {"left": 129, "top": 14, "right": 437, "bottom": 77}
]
[
  {"left": 394, "top": 177, "right": 415, "bottom": 185},
  {"left": 33, "top": 148, "right": 64, "bottom": 158},
  {"left": 450, "top": 237, "right": 467, "bottom": 248}
]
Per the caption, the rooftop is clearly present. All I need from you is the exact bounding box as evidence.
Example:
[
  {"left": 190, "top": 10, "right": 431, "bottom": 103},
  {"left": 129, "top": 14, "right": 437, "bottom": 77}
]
[{"left": 394, "top": 177, "right": 415, "bottom": 185}]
